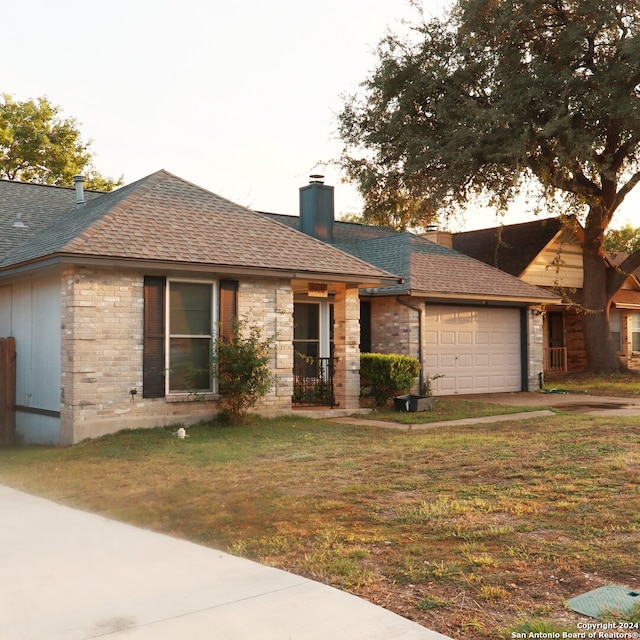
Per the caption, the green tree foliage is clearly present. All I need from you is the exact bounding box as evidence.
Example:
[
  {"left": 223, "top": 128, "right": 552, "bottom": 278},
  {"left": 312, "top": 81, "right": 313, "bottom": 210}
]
[
  {"left": 605, "top": 224, "right": 640, "bottom": 254},
  {"left": 213, "top": 318, "right": 273, "bottom": 423},
  {"left": 360, "top": 353, "right": 421, "bottom": 408},
  {"left": 339, "top": 0, "right": 640, "bottom": 372},
  {"left": 0, "top": 94, "right": 122, "bottom": 190}
]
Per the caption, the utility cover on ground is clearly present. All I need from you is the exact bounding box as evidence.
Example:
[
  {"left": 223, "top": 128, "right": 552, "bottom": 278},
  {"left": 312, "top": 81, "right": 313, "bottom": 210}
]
[{"left": 567, "top": 586, "right": 640, "bottom": 619}]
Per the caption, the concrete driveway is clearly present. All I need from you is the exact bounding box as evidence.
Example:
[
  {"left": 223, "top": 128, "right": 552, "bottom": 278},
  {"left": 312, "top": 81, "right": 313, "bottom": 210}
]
[{"left": 0, "top": 484, "right": 451, "bottom": 640}]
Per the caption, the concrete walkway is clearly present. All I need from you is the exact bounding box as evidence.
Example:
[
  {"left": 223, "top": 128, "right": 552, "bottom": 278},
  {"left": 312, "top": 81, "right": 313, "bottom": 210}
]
[
  {"left": 334, "top": 391, "right": 640, "bottom": 430},
  {"left": 0, "top": 484, "right": 452, "bottom": 640},
  {"left": 335, "top": 409, "right": 556, "bottom": 430}
]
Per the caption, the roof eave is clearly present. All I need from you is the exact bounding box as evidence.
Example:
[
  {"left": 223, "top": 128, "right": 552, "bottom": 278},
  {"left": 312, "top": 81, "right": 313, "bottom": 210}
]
[
  {"left": 362, "top": 288, "right": 560, "bottom": 305},
  {"left": 0, "top": 254, "right": 403, "bottom": 287}
]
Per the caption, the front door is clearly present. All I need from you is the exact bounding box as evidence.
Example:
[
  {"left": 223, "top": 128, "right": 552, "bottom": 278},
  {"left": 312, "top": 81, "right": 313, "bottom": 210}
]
[{"left": 548, "top": 312, "right": 564, "bottom": 348}]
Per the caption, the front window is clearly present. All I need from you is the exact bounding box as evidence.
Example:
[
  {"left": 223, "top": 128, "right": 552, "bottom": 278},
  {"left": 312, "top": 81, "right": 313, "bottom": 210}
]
[
  {"left": 632, "top": 312, "right": 640, "bottom": 352},
  {"left": 610, "top": 310, "right": 622, "bottom": 352},
  {"left": 168, "top": 281, "right": 214, "bottom": 392}
]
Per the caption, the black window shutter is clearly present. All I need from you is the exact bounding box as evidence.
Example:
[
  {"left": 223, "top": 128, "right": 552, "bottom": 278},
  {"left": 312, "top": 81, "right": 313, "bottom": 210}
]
[
  {"left": 143, "top": 276, "right": 166, "bottom": 398},
  {"left": 360, "top": 300, "right": 372, "bottom": 353},
  {"left": 219, "top": 280, "right": 239, "bottom": 342}
]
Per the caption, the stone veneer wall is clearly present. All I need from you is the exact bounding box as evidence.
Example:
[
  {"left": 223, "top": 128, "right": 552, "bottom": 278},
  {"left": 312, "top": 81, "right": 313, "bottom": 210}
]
[
  {"left": 527, "top": 311, "right": 544, "bottom": 391},
  {"left": 60, "top": 267, "right": 293, "bottom": 444},
  {"left": 333, "top": 284, "right": 361, "bottom": 409},
  {"left": 236, "top": 277, "right": 293, "bottom": 413}
]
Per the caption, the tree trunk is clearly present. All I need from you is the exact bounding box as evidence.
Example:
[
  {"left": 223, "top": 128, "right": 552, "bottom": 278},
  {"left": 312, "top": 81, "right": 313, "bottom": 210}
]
[{"left": 581, "top": 212, "right": 627, "bottom": 373}]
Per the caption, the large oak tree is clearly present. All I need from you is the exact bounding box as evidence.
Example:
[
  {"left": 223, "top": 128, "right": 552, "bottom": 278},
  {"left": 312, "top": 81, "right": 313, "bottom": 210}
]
[
  {"left": 339, "top": 0, "right": 640, "bottom": 372},
  {"left": 0, "top": 94, "right": 122, "bottom": 191}
]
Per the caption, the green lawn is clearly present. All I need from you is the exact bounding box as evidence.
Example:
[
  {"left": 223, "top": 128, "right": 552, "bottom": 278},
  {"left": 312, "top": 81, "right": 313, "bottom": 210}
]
[
  {"left": 544, "top": 371, "right": 640, "bottom": 397},
  {"left": 1, "top": 406, "right": 638, "bottom": 640}
]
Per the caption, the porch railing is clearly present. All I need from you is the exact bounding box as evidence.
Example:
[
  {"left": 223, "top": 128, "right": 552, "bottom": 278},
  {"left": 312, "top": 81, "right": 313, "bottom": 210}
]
[
  {"left": 544, "top": 347, "right": 567, "bottom": 372},
  {"left": 293, "top": 356, "right": 337, "bottom": 408}
]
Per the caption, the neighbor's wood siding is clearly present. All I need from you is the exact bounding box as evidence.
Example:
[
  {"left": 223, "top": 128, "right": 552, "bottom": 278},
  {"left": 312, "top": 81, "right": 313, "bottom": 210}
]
[{"left": 521, "top": 233, "right": 584, "bottom": 290}]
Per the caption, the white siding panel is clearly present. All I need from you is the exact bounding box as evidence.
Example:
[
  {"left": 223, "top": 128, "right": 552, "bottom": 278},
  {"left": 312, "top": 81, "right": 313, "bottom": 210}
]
[
  {"left": 0, "top": 285, "right": 11, "bottom": 335},
  {"left": 10, "top": 274, "right": 61, "bottom": 443}
]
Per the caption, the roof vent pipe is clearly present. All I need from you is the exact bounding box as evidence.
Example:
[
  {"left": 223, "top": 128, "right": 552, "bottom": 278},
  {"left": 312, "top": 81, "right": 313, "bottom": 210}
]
[
  {"left": 12, "top": 212, "right": 26, "bottom": 228},
  {"left": 74, "top": 175, "right": 85, "bottom": 209}
]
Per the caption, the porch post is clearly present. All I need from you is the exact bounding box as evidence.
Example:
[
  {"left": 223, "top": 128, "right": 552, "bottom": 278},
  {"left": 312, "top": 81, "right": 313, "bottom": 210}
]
[{"left": 333, "top": 283, "right": 360, "bottom": 409}]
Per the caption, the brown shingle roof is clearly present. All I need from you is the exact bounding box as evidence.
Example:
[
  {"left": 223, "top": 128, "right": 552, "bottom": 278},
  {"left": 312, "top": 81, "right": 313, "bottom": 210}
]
[
  {"left": 264, "top": 213, "right": 558, "bottom": 302},
  {"left": 0, "top": 171, "right": 399, "bottom": 284}
]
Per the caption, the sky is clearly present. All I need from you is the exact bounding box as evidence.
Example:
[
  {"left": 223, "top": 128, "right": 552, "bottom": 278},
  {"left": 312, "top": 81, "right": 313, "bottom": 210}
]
[{"left": 3, "top": 0, "right": 636, "bottom": 231}]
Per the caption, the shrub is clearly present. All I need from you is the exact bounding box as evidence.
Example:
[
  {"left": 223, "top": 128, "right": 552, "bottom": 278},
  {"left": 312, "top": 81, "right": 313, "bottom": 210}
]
[
  {"left": 213, "top": 318, "right": 273, "bottom": 423},
  {"left": 360, "top": 353, "right": 421, "bottom": 408}
]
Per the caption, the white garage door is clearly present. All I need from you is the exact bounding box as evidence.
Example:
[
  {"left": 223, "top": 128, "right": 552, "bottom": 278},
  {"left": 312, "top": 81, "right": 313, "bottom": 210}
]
[{"left": 424, "top": 306, "right": 522, "bottom": 395}]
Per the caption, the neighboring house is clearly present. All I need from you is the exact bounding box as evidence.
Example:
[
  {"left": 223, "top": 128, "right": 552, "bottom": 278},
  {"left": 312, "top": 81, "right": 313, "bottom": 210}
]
[
  {"left": 264, "top": 181, "right": 559, "bottom": 397},
  {"left": 0, "top": 171, "right": 400, "bottom": 445},
  {"left": 452, "top": 217, "right": 640, "bottom": 372}
]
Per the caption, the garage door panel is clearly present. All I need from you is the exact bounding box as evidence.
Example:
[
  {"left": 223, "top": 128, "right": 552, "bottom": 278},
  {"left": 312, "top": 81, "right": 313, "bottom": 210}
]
[
  {"left": 439, "top": 377, "right": 457, "bottom": 391},
  {"left": 474, "top": 354, "right": 490, "bottom": 367},
  {"left": 425, "top": 306, "right": 522, "bottom": 395},
  {"left": 456, "top": 376, "right": 475, "bottom": 391},
  {"left": 424, "top": 331, "right": 438, "bottom": 345},
  {"left": 457, "top": 354, "right": 473, "bottom": 367}
]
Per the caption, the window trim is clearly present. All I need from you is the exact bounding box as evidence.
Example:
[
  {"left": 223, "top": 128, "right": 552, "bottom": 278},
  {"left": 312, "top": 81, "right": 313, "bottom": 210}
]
[
  {"left": 632, "top": 311, "right": 640, "bottom": 352},
  {"left": 166, "top": 278, "right": 218, "bottom": 395},
  {"left": 610, "top": 309, "right": 622, "bottom": 352},
  {"left": 143, "top": 276, "right": 239, "bottom": 400}
]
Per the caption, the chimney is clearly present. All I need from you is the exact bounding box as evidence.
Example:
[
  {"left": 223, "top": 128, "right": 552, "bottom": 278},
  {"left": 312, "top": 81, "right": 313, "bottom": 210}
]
[
  {"left": 421, "top": 226, "right": 453, "bottom": 249},
  {"left": 73, "top": 175, "right": 85, "bottom": 209},
  {"left": 299, "top": 174, "right": 334, "bottom": 243}
]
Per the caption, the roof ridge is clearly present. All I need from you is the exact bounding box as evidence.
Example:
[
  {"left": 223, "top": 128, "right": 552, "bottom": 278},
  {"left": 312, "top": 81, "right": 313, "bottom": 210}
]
[{"left": 0, "top": 178, "right": 106, "bottom": 195}]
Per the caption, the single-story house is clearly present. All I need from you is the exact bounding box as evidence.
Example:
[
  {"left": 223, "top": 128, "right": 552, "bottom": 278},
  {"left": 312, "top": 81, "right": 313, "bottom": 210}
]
[
  {"left": 452, "top": 217, "right": 640, "bottom": 372},
  {"left": 0, "top": 170, "right": 401, "bottom": 445},
  {"left": 264, "top": 181, "right": 559, "bottom": 396}
]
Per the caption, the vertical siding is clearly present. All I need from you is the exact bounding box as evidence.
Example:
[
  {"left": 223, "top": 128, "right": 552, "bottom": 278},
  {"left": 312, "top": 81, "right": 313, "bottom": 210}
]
[
  {"left": 7, "top": 272, "right": 61, "bottom": 444},
  {"left": 0, "top": 285, "right": 11, "bottom": 334}
]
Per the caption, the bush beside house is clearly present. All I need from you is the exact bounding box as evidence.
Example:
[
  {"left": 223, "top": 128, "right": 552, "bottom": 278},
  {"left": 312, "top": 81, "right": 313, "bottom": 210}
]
[{"left": 360, "top": 353, "right": 421, "bottom": 408}]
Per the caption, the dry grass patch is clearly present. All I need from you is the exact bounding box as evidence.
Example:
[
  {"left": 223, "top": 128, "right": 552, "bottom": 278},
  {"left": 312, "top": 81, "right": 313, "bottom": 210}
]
[
  {"left": 1, "top": 413, "right": 639, "bottom": 639},
  {"left": 544, "top": 371, "right": 640, "bottom": 397}
]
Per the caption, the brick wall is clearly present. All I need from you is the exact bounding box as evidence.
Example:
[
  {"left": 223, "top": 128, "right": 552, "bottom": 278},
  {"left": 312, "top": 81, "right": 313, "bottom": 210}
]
[
  {"left": 367, "top": 297, "right": 421, "bottom": 393},
  {"left": 60, "top": 267, "right": 293, "bottom": 444},
  {"left": 368, "top": 297, "right": 419, "bottom": 358}
]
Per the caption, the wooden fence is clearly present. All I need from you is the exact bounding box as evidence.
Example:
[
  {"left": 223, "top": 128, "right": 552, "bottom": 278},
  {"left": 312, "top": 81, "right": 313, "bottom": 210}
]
[{"left": 0, "top": 337, "right": 16, "bottom": 445}]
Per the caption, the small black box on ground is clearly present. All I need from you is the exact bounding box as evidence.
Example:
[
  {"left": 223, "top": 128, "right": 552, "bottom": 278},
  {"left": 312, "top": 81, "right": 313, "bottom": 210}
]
[{"left": 393, "top": 394, "right": 434, "bottom": 412}]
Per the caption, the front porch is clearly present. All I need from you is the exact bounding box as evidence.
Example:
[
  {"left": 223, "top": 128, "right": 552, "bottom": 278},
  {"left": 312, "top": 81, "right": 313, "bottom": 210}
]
[
  {"left": 290, "top": 281, "right": 361, "bottom": 411},
  {"left": 542, "top": 306, "right": 640, "bottom": 373}
]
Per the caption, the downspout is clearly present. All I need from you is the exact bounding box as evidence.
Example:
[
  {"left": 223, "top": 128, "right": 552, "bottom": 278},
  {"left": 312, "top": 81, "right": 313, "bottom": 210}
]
[{"left": 395, "top": 296, "right": 424, "bottom": 393}]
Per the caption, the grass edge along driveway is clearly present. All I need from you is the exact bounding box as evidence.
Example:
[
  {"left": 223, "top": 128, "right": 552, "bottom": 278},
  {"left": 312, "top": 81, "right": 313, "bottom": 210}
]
[{"left": 0, "top": 403, "right": 639, "bottom": 639}]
